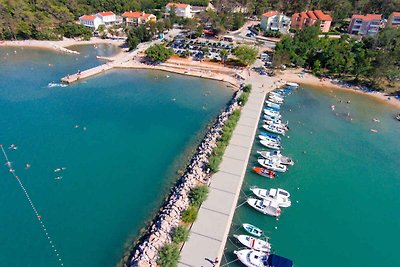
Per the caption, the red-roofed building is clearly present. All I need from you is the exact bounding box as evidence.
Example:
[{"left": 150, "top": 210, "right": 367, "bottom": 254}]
[
  {"left": 348, "top": 14, "right": 382, "bottom": 35},
  {"left": 291, "top": 10, "right": 332, "bottom": 32},
  {"left": 387, "top": 12, "right": 400, "bottom": 28},
  {"left": 122, "top": 11, "right": 156, "bottom": 26},
  {"left": 79, "top": 15, "right": 103, "bottom": 30},
  {"left": 166, "top": 2, "right": 192, "bottom": 18},
  {"left": 96, "top": 11, "right": 117, "bottom": 26},
  {"left": 261, "top": 11, "right": 291, "bottom": 33}
]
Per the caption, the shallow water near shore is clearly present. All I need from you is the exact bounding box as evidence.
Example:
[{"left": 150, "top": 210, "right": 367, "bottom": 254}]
[
  {"left": 223, "top": 86, "right": 400, "bottom": 266},
  {"left": 0, "top": 46, "right": 232, "bottom": 267}
]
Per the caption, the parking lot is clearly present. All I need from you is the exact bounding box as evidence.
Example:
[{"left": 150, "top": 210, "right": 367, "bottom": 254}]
[{"left": 167, "top": 37, "right": 236, "bottom": 61}]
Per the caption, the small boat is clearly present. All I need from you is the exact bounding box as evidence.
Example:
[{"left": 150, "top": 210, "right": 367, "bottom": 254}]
[
  {"left": 252, "top": 166, "right": 276, "bottom": 179},
  {"left": 54, "top": 168, "right": 62, "bottom": 172},
  {"left": 263, "top": 120, "right": 288, "bottom": 131},
  {"left": 286, "top": 82, "right": 299, "bottom": 88},
  {"left": 396, "top": 113, "right": 400, "bottom": 121},
  {"left": 257, "top": 150, "right": 294, "bottom": 166},
  {"left": 263, "top": 109, "right": 280, "bottom": 118},
  {"left": 234, "top": 235, "right": 271, "bottom": 253},
  {"left": 259, "top": 132, "right": 281, "bottom": 141},
  {"left": 268, "top": 96, "right": 284, "bottom": 104},
  {"left": 242, "top": 223, "right": 263, "bottom": 237},
  {"left": 265, "top": 100, "right": 280, "bottom": 110},
  {"left": 8, "top": 144, "right": 17, "bottom": 150},
  {"left": 234, "top": 249, "right": 293, "bottom": 267},
  {"left": 258, "top": 134, "right": 281, "bottom": 144},
  {"left": 257, "top": 157, "right": 287, "bottom": 172},
  {"left": 250, "top": 187, "right": 291, "bottom": 208},
  {"left": 247, "top": 198, "right": 281, "bottom": 216},
  {"left": 263, "top": 116, "right": 284, "bottom": 125},
  {"left": 55, "top": 176, "right": 62, "bottom": 180},
  {"left": 48, "top": 82, "right": 68, "bottom": 88},
  {"left": 370, "top": 129, "right": 378, "bottom": 133},
  {"left": 260, "top": 139, "right": 282, "bottom": 150},
  {"left": 263, "top": 114, "right": 281, "bottom": 121},
  {"left": 262, "top": 124, "right": 286, "bottom": 135},
  {"left": 270, "top": 91, "right": 285, "bottom": 98}
]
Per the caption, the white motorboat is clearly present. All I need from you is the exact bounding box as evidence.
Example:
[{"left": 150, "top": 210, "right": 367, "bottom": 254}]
[
  {"left": 247, "top": 198, "right": 281, "bottom": 216},
  {"left": 234, "top": 235, "right": 271, "bottom": 253},
  {"left": 234, "top": 249, "right": 293, "bottom": 267},
  {"left": 260, "top": 139, "right": 282, "bottom": 150},
  {"left": 257, "top": 150, "right": 294, "bottom": 165},
  {"left": 268, "top": 95, "right": 284, "bottom": 104},
  {"left": 258, "top": 134, "right": 281, "bottom": 144},
  {"left": 48, "top": 82, "right": 68, "bottom": 88},
  {"left": 263, "top": 109, "right": 280, "bottom": 118},
  {"left": 234, "top": 249, "right": 269, "bottom": 267},
  {"left": 263, "top": 114, "right": 281, "bottom": 121},
  {"left": 286, "top": 82, "right": 299, "bottom": 88},
  {"left": 250, "top": 187, "right": 291, "bottom": 208},
  {"left": 265, "top": 101, "right": 280, "bottom": 110},
  {"left": 263, "top": 124, "right": 286, "bottom": 135},
  {"left": 263, "top": 120, "right": 289, "bottom": 131},
  {"left": 257, "top": 157, "right": 287, "bottom": 172}
]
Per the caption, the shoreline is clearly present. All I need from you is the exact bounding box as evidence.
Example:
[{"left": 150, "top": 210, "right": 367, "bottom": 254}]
[
  {"left": 277, "top": 69, "right": 400, "bottom": 109},
  {"left": 0, "top": 37, "right": 125, "bottom": 55}
]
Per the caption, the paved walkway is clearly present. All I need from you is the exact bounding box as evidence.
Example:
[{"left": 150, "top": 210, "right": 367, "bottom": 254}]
[{"left": 178, "top": 73, "right": 277, "bottom": 267}]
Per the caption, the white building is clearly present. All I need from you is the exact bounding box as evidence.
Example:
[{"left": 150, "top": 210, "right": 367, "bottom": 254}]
[
  {"left": 96, "top": 11, "right": 116, "bottom": 26},
  {"left": 260, "top": 11, "right": 291, "bottom": 33},
  {"left": 166, "top": 3, "right": 192, "bottom": 18},
  {"left": 79, "top": 15, "right": 103, "bottom": 30}
]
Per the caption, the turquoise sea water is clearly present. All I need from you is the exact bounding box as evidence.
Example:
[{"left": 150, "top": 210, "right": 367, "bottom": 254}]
[
  {"left": 223, "top": 86, "right": 400, "bottom": 266},
  {"left": 0, "top": 46, "right": 232, "bottom": 267}
]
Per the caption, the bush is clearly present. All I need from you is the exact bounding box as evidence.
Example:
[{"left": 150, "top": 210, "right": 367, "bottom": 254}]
[
  {"left": 171, "top": 226, "right": 190, "bottom": 243},
  {"left": 190, "top": 185, "right": 209, "bottom": 207},
  {"left": 157, "top": 244, "right": 180, "bottom": 267},
  {"left": 208, "top": 109, "right": 241, "bottom": 172},
  {"left": 238, "top": 92, "right": 250, "bottom": 106},
  {"left": 243, "top": 84, "right": 252, "bottom": 93},
  {"left": 181, "top": 206, "right": 198, "bottom": 223}
]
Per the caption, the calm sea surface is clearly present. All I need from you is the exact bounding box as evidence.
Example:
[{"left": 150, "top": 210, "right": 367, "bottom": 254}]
[
  {"left": 223, "top": 86, "right": 400, "bottom": 267},
  {"left": 0, "top": 45, "right": 232, "bottom": 267}
]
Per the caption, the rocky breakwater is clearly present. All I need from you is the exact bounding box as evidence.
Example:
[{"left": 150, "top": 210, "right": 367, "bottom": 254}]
[{"left": 128, "top": 86, "right": 245, "bottom": 267}]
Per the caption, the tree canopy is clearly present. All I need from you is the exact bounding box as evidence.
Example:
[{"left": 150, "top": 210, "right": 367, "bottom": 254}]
[
  {"left": 145, "top": 44, "right": 174, "bottom": 62},
  {"left": 274, "top": 25, "right": 400, "bottom": 88},
  {"left": 233, "top": 45, "right": 258, "bottom": 66}
]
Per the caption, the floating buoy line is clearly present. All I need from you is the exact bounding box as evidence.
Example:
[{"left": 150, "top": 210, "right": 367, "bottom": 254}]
[{"left": 0, "top": 144, "right": 64, "bottom": 266}]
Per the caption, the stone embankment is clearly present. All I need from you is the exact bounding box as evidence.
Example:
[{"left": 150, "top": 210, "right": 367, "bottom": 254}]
[{"left": 128, "top": 86, "right": 244, "bottom": 267}]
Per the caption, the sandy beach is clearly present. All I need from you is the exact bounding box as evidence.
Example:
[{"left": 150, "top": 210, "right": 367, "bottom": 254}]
[
  {"left": 277, "top": 69, "right": 400, "bottom": 109},
  {"left": 0, "top": 37, "right": 125, "bottom": 54}
]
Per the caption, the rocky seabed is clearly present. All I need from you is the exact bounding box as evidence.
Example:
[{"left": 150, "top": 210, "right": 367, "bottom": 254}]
[{"left": 128, "top": 86, "right": 244, "bottom": 267}]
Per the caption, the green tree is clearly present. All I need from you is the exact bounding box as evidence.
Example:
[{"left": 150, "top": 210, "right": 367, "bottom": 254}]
[
  {"left": 126, "top": 31, "right": 140, "bottom": 51},
  {"left": 219, "top": 49, "right": 229, "bottom": 63},
  {"left": 233, "top": 45, "right": 258, "bottom": 66},
  {"left": 145, "top": 44, "right": 174, "bottom": 62},
  {"left": 157, "top": 244, "right": 180, "bottom": 267}
]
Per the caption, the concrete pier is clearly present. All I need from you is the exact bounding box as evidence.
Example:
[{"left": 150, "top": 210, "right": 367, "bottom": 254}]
[
  {"left": 60, "top": 63, "right": 113, "bottom": 84},
  {"left": 178, "top": 74, "right": 276, "bottom": 267}
]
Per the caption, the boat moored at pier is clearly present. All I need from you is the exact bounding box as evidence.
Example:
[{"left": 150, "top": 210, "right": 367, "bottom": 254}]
[
  {"left": 250, "top": 187, "right": 291, "bottom": 208},
  {"left": 247, "top": 198, "right": 281, "bottom": 216}
]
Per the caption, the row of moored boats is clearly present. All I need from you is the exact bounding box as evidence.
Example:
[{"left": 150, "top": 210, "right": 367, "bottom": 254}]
[{"left": 233, "top": 83, "right": 299, "bottom": 267}]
